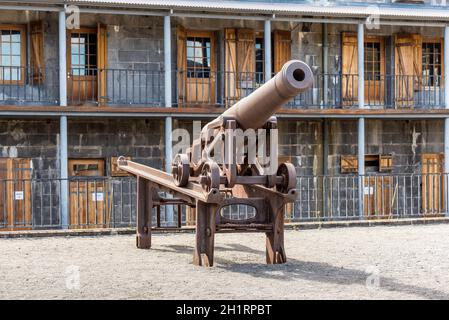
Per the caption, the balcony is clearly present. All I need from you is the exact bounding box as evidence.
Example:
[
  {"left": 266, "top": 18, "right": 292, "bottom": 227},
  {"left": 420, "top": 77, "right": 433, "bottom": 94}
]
[
  {"left": 176, "top": 70, "right": 445, "bottom": 110},
  {"left": 0, "top": 67, "right": 445, "bottom": 111}
]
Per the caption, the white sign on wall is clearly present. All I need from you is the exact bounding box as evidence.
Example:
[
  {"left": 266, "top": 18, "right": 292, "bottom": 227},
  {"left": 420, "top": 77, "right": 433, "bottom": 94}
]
[
  {"left": 14, "top": 191, "right": 24, "bottom": 200},
  {"left": 364, "top": 187, "right": 374, "bottom": 195},
  {"left": 92, "top": 192, "right": 104, "bottom": 202}
]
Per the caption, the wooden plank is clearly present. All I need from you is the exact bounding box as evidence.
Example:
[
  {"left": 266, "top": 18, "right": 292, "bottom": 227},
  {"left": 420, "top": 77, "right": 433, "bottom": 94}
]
[
  {"left": 97, "top": 23, "right": 108, "bottom": 106},
  {"left": 273, "top": 30, "right": 292, "bottom": 73}
]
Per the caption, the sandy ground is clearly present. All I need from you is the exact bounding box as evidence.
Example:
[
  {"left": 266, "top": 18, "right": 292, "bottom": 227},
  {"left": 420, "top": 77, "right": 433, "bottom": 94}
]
[{"left": 1, "top": 224, "right": 449, "bottom": 299}]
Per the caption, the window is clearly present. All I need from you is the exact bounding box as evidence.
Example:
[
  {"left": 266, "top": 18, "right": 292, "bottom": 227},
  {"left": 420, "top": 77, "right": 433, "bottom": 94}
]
[
  {"left": 0, "top": 26, "right": 25, "bottom": 83},
  {"left": 186, "top": 36, "right": 211, "bottom": 78},
  {"left": 70, "top": 32, "right": 97, "bottom": 76},
  {"left": 255, "top": 37, "right": 264, "bottom": 84},
  {"left": 364, "top": 42, "right": 381, "bottom": 81},
  {"left": 422, "top": 42, "right": 442, "bottom": 87}
]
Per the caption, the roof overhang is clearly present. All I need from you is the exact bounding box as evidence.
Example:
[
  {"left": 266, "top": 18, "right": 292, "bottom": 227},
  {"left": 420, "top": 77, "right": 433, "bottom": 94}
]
[{"left": 1, "top": 0, "right": 449, "bottom": 23}]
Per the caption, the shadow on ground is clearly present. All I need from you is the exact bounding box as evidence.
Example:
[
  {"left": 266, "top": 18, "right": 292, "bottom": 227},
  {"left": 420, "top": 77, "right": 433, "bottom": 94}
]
[{"left": 152, "top": 243, "right": 449, "bottom": 300}]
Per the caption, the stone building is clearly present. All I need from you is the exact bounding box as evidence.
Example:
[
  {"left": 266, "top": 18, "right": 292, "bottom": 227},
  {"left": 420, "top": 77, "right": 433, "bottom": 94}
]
[{"left": 0, "top": 0, "right": 448, "bottom": 229}]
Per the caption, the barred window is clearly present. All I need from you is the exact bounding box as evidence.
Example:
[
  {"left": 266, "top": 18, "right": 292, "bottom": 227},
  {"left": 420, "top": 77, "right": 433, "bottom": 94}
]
[
  {"left": 71, "top": 32, "right": 97, "bottom": 76},
  {"left": 422, "top": 42, "right": 442, "bottom": 87},
  {"left": 364, "top": 42, "right": 381, "bottom": 81},
  {"left": 186, "top": 37, "right": 211, "bottom": 78}
]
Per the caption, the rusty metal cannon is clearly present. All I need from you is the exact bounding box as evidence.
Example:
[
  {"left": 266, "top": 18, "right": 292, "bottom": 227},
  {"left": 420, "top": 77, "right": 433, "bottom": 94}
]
[
  {"left": 118, "top": 60, "right": 313, "bottom": 267},
  {"left": 172, "top": 60, "right": 313, "bottom": 194}
]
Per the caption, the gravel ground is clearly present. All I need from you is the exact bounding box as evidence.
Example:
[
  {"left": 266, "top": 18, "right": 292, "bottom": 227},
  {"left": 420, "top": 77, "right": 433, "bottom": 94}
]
[{"left": 1, "top": 224, "right": 449, "bottom": 300}]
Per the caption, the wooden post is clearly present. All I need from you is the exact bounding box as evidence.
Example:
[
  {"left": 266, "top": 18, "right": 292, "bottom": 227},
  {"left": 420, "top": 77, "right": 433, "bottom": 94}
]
[
  {"left": 136, "top": 177, "right": 152, "bottom": 249},
  {"left": 193, "top": 201, "right": 217, "bottom": 267},
  {"left": 266, "top": 197, "right": 286, "bottom": 264}
]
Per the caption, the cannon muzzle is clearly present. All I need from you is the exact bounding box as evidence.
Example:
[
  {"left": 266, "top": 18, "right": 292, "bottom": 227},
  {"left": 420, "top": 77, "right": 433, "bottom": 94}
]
[{"left": 221, "top": 60, "right": 313, "bottom": 130}]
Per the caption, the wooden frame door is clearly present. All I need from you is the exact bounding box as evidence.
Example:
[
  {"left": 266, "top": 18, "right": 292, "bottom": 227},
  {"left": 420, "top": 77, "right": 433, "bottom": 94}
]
[
  {"left": 177, "top": 30, "right": 216, "bottom": 105},
  {"left": 68, "top": 159, "right": 109, "bottom": 228},
  {"left": 67, "top": 24, "right": 107, "bottom": 105},
  {"left": 421, "top": 153, "right": 444, "bottom": 214},
  {"left": 342, "top": 33, "right": 386, "bottom": 107},
  {"left": 364, "top": 36, "right": 385, "bottom": 106},
  {"left": 364, "top": 175, "right": 392, "bottom": 217},
  {"left": 0, "top": 158, "right": 32, "bottom": 231}
]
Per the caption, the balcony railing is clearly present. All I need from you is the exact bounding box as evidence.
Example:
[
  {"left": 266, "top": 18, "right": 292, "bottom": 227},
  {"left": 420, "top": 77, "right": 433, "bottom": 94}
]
[
  {"left": 176, "top": 70, "right": 445, "bottom": 109},
  {"left": 0, "top": 172, "right": 447, "bottom": 231},
  {"left": 67, "top": 68, "right": 164, "bottom": 106},
  {"left": 0, "top": 66, "right": 59, "bottom": 105},
  {"left": 0, "top": 67, "right": 444, "bottom": 110}
]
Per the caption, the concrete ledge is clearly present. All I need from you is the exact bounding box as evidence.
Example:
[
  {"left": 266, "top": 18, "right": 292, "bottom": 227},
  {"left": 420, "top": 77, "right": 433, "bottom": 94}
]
[{"left": 1, "top": 217, "right": 449, "bottom": 239}]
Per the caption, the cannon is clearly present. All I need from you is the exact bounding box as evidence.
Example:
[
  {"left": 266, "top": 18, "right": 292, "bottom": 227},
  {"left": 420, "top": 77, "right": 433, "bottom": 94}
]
[
  {"left": 172, "top": 59, "right": 313, "bottom": 195},
  {"left": 118, "top": 60, "right": 313, "bottom": 267}
]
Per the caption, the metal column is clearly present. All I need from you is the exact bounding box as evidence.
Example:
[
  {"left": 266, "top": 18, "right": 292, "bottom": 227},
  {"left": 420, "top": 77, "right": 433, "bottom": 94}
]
[
  {"left": 322, "top": 23, "right": 328, "bottom": 108},
  {"left": 164, "top": 15, "right": 174, "bottom": 225},
  {"left": 357, "top": 23, "right": 364, "bottom": 109},
  {"left": 264, "top": 19, "right": 272, "bottom": 81},
  {"left": 358, "top": 117, "right": 365, "bottom": 218},
  {"left": 59, "top": 9, "right": 69, "bottom": 228},
  {"left": 444, "top": 26, "right": 449, "bottom": 214}
]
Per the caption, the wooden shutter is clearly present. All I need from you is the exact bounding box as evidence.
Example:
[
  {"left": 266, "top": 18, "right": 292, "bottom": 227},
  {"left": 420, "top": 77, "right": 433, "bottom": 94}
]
[
  {"left": 236, "top": 29, "right": 255, "bottom": 89},
  {"left": 394, "top": 34, "right": 422, "bottom": 108},
  {"left": 97, "top": 23, "right": 108, "bottom": 106},
  {"left": 273, "top": 30, "right": 292, "bottom": 73},
  {"left": 30, "top": 21, "right": 44, "bottom": 84},
  {"left": 177, "top": 27, "right": 187, "bottom": 106},
  {"left": 341, "top": 33, "right": 358, "bottom": 107},
  {"left": 341, "top": 155, "right": 358, "bottom": 173},
  {"left": 225, "top": 28, "right": 239, "bottom": 106}
]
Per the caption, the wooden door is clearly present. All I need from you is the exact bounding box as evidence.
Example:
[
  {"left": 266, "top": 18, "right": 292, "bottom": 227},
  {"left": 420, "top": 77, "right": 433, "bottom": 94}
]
[
  {"left": 364, "top": 36, "right": 385, "bottom": 106},
  {"left": 364, "top": 175, "right": 392, "bottom": 217},
  {"left": 394, "top": 34, "right": 422, "bottom": 109},
  {"left": 421, "top": 153, "right": 444, "bottom": 214},
  {"left": 67, "top": 26, "right": 107, "bottom": 105},
  {"left": 69, "top": 159, "right": 109, "bottom": 228},
  {"left": 177, "top": 30, "right": 216, "bottom": 105},
  {"left": 365, "top": 176, "right": 391, "bottom": 217},
  {"left": 0, "top": 158, "right": 32, "bottom": 231}
]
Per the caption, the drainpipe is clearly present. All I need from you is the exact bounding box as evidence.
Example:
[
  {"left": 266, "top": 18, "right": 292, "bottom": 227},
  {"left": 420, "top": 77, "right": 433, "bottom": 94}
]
[
  {"left": 164, "top": 14, "right": 174, "bottom": 225},
  {"left": 59, "top": 9, "right": 68, "bottom": 229}
]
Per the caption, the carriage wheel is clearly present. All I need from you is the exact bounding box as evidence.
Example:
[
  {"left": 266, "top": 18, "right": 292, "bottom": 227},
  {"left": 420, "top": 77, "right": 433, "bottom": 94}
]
[
  {"left": 276, "top": 162, "right": 297, "bottom": 193},
  {"left": 201, "top": 162, "right": 220, "bottom": 192},
  {"left": 172, "top": 154, "right": 190, "bottom": 187}
]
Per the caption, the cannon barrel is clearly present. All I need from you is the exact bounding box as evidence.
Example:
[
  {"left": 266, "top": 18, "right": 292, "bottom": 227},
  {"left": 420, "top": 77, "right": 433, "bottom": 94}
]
[{"left": 221, "top": 60, "right": 313, "bottom": 130}]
